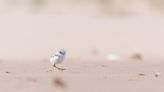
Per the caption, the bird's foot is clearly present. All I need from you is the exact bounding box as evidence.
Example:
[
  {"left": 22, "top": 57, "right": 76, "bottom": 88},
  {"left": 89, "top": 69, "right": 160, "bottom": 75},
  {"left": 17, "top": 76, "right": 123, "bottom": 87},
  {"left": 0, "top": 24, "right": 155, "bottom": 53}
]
[
  {"left": 54, "top": 67, "right": 66, "bottom": 71},
  {"left": 55, "top": 67, "right": 66, "bottom": 71},
  {"left": 53, "top": 64, "right": 66, "bottom": 71},
  {"left": 59, "top": 68, "right": 66, "bottom": 71}
]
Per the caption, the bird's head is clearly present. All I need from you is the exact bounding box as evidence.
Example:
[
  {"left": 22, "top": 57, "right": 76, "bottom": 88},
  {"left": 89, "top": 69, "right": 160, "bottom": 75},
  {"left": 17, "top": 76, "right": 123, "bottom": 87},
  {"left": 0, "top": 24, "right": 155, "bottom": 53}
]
[{"left": 59, "top": 49, "right": 66, "bottom": 55}]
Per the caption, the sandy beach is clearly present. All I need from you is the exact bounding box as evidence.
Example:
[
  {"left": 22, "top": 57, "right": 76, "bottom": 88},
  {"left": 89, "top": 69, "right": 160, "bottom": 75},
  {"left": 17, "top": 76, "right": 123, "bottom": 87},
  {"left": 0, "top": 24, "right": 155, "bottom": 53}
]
[
  {"left": 0, "top": 59, "right": 164, "bottom": 92},
  {"left": 0, "top": 0, "right": 163, "bottom": 92}
]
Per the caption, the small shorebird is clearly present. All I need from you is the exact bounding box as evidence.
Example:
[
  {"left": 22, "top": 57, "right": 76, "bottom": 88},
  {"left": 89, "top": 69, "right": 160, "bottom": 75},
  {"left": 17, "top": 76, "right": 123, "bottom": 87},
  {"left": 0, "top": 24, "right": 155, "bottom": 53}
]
[{"left": 50, "top": 49, "right": 66, "bottom": 71}]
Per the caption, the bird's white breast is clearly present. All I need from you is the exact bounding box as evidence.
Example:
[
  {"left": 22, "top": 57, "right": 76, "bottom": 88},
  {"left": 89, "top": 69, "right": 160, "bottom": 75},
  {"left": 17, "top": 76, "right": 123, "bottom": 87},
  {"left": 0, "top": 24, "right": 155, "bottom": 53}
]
[{"left": 50, "top": 53, "right": 65, "bottom": 65}]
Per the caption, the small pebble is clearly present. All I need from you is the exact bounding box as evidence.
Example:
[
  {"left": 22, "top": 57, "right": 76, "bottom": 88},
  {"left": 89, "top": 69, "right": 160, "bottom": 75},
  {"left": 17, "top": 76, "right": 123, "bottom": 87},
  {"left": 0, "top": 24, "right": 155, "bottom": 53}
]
[
  {"left": 106, "top": 54, "right": 120, "bottom": 61},
  {"left": 155, "top": 72, "right": 163, "bottom": 78},
  {"left": 53, "top": 78, "right": 66, "bottom": 88},
  {"left": 131, "top": 53, "right": 143, "bottom": 60},
  {"left": 138, "top": 73, "right": 145, "bottom": 76},
  {"left": 5, "top": 71, "right": 11, "bottom": 74}
]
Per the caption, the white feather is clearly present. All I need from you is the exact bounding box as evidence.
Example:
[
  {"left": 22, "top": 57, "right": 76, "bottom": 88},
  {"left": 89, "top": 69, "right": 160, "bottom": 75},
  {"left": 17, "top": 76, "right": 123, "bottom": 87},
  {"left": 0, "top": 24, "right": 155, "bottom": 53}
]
[{"left": 50, "top": 49, "right": 66, "bottom": 65}]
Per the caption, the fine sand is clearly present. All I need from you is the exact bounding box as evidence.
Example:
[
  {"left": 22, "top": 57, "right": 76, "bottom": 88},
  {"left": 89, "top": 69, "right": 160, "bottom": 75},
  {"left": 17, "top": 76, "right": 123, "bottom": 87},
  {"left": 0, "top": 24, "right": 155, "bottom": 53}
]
[{"left": 0, "top": 59, "right": 164, "bottom": 92}]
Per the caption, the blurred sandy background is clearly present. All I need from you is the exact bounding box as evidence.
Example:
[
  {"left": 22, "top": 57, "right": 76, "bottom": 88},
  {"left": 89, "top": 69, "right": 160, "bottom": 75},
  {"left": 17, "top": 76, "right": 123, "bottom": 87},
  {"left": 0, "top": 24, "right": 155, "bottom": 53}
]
[{"left": 0, "top": 0, "right": 163, "bottom": 61}]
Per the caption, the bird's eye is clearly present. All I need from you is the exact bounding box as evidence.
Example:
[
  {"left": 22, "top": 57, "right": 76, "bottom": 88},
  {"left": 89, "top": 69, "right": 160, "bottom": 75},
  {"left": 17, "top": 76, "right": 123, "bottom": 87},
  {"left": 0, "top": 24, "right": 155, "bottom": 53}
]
[{"left": 60, "top": 51, "right": 65, "bottom": 54}]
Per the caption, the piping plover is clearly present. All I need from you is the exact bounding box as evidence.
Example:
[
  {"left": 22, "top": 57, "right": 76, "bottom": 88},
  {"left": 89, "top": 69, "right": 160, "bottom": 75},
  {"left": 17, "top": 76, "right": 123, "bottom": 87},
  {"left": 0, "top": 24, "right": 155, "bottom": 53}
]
[{"left": 50, "top": 49, "right": 66, "bottom": 71}]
